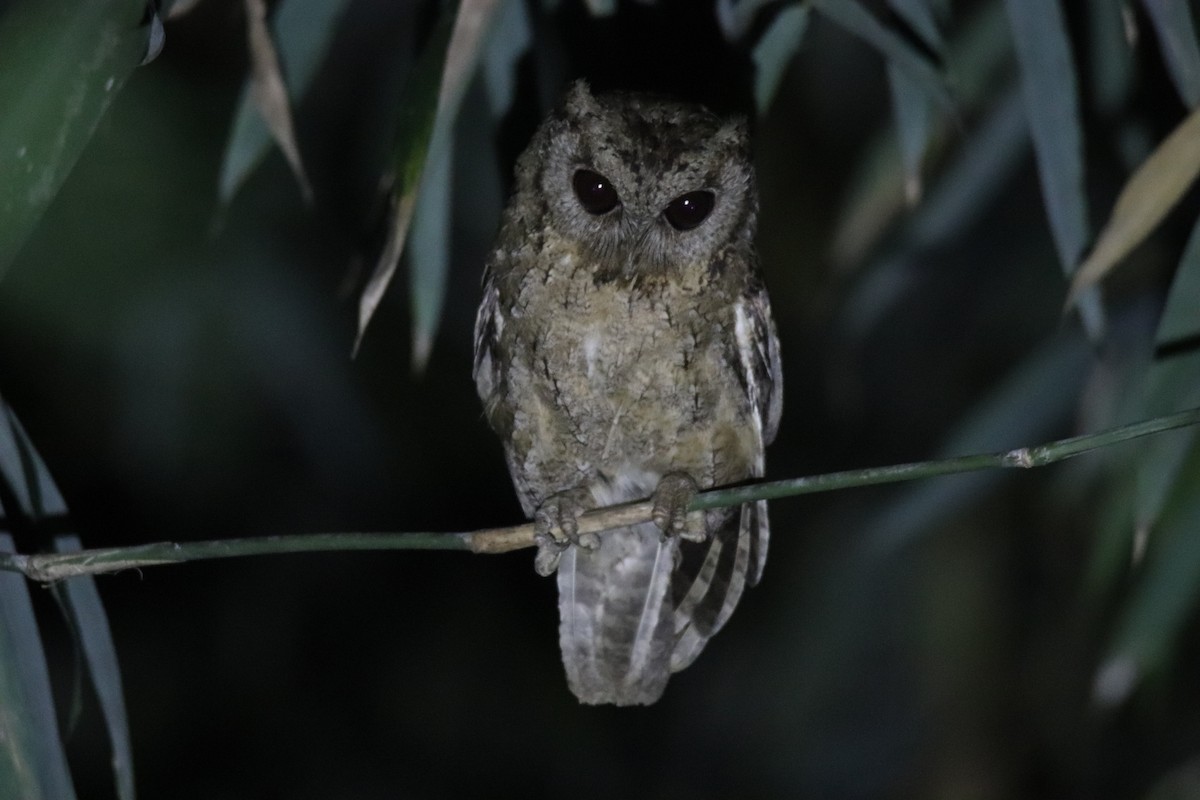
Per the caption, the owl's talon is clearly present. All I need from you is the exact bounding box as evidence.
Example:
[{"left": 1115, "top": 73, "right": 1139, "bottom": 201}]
[
  {"left": 532, "top": 487, "right": 594, "bottom": 574},
  {"left": 534, "top": 534, "right": 566, "bottom": 576},
  {"left": 652, "top": 472, "right": 704, "bottom": 542}
]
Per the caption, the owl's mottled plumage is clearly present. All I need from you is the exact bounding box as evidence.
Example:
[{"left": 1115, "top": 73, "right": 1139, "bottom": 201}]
[{"left": 473, "top": 80, "right": 781, "bottom": 705}]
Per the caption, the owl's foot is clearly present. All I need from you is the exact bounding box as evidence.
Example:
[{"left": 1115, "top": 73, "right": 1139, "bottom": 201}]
[
  {"left": 533, "top": 487, "right": 599, "bottom": 576},
  {"left": 652, "top": 472, "right": 705, "bottom": 543}
]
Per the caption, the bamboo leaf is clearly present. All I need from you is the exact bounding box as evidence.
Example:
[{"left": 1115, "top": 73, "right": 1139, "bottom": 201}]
[
  {"left": 354, "top": 0, "right": 502, "bottom": 355},
  {"left": 1067, "top": 106, "right": 1200, "bottom": 304},
  {"left": 0, "top": 405, "right": 63, "bottom": 520},
  {"left": 1005, "top": 0, "right": 1107, "bottom": 338},
  {"left": 887, "top": 0, "right": 943, "bottom": 51},
  {"left": 0, "top": 399, "right": 78, "bottom": 799},
  {"left": 0, "top": 0, "right": 150, "bottom": 278},
  {"left": 812, "top": 0, "right": 952, "bottom": 111},
  {"left": 886, "top": 63, "right": 935, "bottom": 204},
  {"left": 481, "top": 0, "right": 532, "bottom": 116},
  {"left": 1135, "top": 214, "right": 1200, "bottom": 531},
  {"left": 831, "top": 0, "right": 1010, "bottom": 267},
  {"left": 884, "top": 0, "right": 942, "bottom": 201},
  {"left": 352, "top": 13, "right": 454, "bottom": 357},
  {"left": 408, "top": 133, "right": 453, "bottom": 372},
  {"left": 1141, "top": 0, "right": 1200, "bottom": 109},
  {"left": 1096, "top": 443, "right": 1200, "bottom": 707},
  {"left": 2, "top": 400, "right": 134, "bottom": 799},
  {"left": 1088, "top": 0, "right": 1137, "bottom": 115},
  {"left": 164, "top": 0, "right": 205, "bottom": 18},
  {"left": 751, "top": 4, "right": 811, "bottom": 115},
  {"left": 1004, "top": 0, "right": 1089, "bottom": 272},
  {"left": 51, "top": 538, "right": 135, "bottom": 800},
  {"left": 141, "top": 7, "right": 165, "bottom": 65},
  {"left": 236, "top": 0, "right": 313, "bottom": 204},
  {"left": 218, "top": 0, "right": 351, "bottom": 205},
  {"left": 718, "top": 0, "right": 785, "bottom": 42},
  {"left": 838, "top": 86, "right": 1028, "bottom": 334},
  {"left": 583, "top": 0, "right": 616, "bottom": 16},
  {"left": 0, "top": 534, "right": 78, "bottom": 800}
]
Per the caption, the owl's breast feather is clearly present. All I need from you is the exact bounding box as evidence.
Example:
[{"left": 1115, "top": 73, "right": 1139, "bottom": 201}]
[{"left": 514, "top": 258, "right": 756, "bottom": 482}]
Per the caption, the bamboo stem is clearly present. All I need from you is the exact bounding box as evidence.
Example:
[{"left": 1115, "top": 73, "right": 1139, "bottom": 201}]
[{"left": 2, "top": 407, "right": 1197, "bottom": 583}]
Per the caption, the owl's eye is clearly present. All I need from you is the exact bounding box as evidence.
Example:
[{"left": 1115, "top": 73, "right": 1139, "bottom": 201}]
[
  {"left": 663, "top": 191, "right": 715, "bottom": 231},
  {"left": 572, "top": 169, "right": 620, "bottom": 215}
]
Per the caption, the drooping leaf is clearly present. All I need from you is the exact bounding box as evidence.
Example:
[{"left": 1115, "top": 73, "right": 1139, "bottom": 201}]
[
  {"left": 232, "top": 0, "right": 314, "bottom": 204},
  {"left": 1087, "top": 0, "right": 1137, "bottom": 115},
  {"left": 812, "top": 0, "right": 952, "bottom": 111},
  {"left": 886, "top": 0, "right": 943, "bottom": 51},
  {"left": 1142, "top": 755, "right": 1200, "bottom": 800},
  {"left": 1004, "top": 0, "right": 1089, "bottom": 268},
  {"left": 142, "top": 6, "right": 166, "bottom": 66},
  {"left": 481, "top": 0, "right": 532, "bottom": 116},
  {"left": 1134, "top": 214, "right": 1200, "bottom": 532},
  {"left": 1067, "top": 106, "right": 1200, "bottom": 304},
  {"left": 898, "top": 86, "right": 1027, "bottom": 252},
  {"left": 1096, "top": 441, "right": 1200, "bottom": 707},
  {"left": 2, "top": 399, "right": 134, "bottom": 799},
  {"left": 884, "top": 0, "right": 943, "bottom": 202},
  {"left": 218, "top": 0, "right": 351, "bottom": 205},
  {"left": 0, "top": 0, "right": 151, "bottom": 278},
  {"left": 0, "top": 400, "right": 79, "bottom": 799},
  {"left": 1004, "top": 0, "right": 1104, "bottom": 338},
  {"left": 51, "top": 538, "right": 135, "bottom": 800},
  {"left": 408, "top": 133, "right": 453, "bottom": 372},
  {"left": 164, "top": 0, "right": 206, "bottom": 17},
  {"left": 1141, "top": 0, "right": 1200, "bottom": 109},
  {"left": 839, "top": 86, "right": 1029, "bottom": 336},
  {"left": 831, "top": 0, "right": 1010, "bottom": 267},
  {"left": 0, "top": 533, "right": 78, "bottom": 800},
  {"left": 718, "top": 0, "right": 784, "bottom": 42},
  {"left": 583, "top": 0, "right": 616, "bottom": 16},
  {"left": 354, "top": 0, "right": 503, "bottom": 356},
  {"left": 886, "top": 62, "right": 935, "bottom": 204},
  {"left": 751, "top": 4, "right": 811, "bottom": 115},
  {"left": 353, "top": 12, "right": 454, "bottom": 357}
]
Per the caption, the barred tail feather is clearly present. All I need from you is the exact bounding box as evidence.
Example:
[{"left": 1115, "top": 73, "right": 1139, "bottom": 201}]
[
  {"left": 557, "top": 523, "right": 678, "bottom": 705},
  {"left": 748, "top": 499, "right": 769, "bottom": 586},
  {"left": 670, "top": 501, "right": 766, "bottom": 672}
]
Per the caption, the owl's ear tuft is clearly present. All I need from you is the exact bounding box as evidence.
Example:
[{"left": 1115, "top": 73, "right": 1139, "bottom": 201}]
[
  {"left": 563, "top": 79, "right": 602, "bottom": 121},
  {"left": 716, "top": 117, "right": 750, "bottom": 151}
]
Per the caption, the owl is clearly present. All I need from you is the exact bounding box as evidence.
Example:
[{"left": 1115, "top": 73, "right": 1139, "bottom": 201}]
[{"left": 473, "top": 80, "right": 782, "bottom": 705}]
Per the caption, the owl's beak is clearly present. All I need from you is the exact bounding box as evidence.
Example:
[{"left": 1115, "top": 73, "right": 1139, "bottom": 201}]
[{"left": 620, "top": 218, "right": 658, "bottom": 277}]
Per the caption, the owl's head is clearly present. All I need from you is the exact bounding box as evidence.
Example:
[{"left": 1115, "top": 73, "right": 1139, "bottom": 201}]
[{"left": 528, "top": 80, "right": 756, "bottom": 281}]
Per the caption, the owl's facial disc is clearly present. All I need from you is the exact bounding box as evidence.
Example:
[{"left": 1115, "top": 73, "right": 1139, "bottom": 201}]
[{"left": 572, "top": 167, "right": 716, "bottom": 234}]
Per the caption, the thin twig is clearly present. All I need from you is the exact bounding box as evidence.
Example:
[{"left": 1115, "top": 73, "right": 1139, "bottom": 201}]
[{"left": 1, "top": 406, "right": 1197, "bottom": 583}]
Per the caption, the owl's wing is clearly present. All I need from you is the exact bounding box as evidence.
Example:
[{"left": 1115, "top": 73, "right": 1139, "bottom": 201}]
[
  {"left": 735, "top": 274, "right": 783, "bottom": 448},
  {"left": 730, "top": 276, "right": 781, "bottom": 588},
  {"left": 472, "top": 264, "right": 502, "bottom": 410},
  {"left": 670, "top": 277, "right": 783, "bottom": 671},
  {"left": 473, "top": 263, "right": 545, "bottom": 517}
]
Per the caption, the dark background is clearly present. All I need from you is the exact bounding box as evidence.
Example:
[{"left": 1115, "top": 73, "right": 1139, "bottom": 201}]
[{"left": 1, "top": 0, "right": 1198, "bottom": 797}]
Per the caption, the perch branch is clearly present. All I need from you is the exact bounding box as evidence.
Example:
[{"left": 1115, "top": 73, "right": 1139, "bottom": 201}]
[{"left": 1, "top": 406, "right": 1197, "bottom": 583}]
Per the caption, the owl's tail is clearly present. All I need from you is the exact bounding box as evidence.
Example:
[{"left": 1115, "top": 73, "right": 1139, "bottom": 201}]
[{"left": 556, "top": 523, "right": 678, "bottom": 706}]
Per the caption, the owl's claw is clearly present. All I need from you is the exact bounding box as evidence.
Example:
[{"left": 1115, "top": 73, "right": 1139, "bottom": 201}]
[
  {"left": 533, "top": 488, "right": 598, "bottom": 576},
  {"left": 652, "top": 472, "right": 705, "bottom": 543},
  {"left": 534, "top": 535, "right": 567, "bottom": 576}
]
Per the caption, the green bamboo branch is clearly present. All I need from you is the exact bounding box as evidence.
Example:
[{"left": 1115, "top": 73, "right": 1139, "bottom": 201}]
[{"left": 2, "top": 406, "right": 1198, "bottom": 583}]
